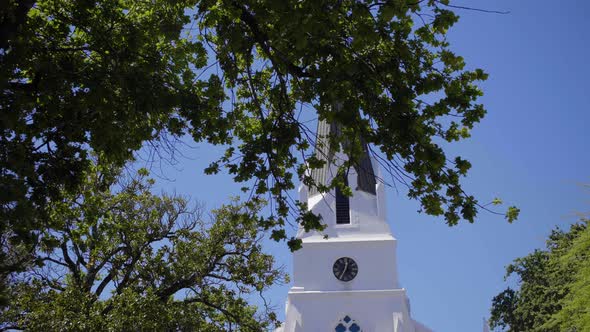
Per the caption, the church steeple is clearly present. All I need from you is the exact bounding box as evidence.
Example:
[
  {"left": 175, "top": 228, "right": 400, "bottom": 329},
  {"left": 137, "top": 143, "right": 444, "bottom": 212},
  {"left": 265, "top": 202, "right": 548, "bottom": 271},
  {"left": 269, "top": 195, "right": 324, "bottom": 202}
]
[
  {"left": 308, "top": 120, "right": 376, "bottom": 197},
  {"left": 279, "top": 117, "right": 433, "bottom": 332},
  {"left": 298, "top": 119, "right": 390, "bottom": 238}
]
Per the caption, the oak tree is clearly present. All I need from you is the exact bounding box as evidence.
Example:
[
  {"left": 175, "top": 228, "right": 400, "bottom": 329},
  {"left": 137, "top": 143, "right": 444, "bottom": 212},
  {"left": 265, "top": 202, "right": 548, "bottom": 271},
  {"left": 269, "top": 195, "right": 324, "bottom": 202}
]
[
  {"left": 1, "top": 161, "right": 284, "bottom": 331},
  {"left": 489, "top": 217, "right": 590, "bottom": 331}
]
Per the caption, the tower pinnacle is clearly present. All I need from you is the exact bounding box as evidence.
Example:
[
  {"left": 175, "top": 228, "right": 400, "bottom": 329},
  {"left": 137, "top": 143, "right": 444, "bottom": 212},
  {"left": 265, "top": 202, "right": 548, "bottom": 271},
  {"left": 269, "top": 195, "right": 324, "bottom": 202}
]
[{"left": 309, "top": 120, "right": 376, "bottom": 197}]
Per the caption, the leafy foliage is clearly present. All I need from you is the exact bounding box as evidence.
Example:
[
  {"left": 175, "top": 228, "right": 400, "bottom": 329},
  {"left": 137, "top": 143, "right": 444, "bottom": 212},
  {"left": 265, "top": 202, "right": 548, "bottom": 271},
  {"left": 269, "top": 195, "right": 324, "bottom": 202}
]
[
  {"left": 489, "top": 218, "right": 590, "bottom": 331},
  {"left": 1, "top": 161, "right": 285, "bottom": 331},
  {"left": 194, "top": 0, "right": 516, "bottom": 232},
  {"left": 2, "top": 0, "right": 517, "bottom": 288},
  {"left": 545, "top": 216, "right": 590, "bottom": 331},
  {"left": 1, "top": 0, "right": 218, "bottom": 281}
]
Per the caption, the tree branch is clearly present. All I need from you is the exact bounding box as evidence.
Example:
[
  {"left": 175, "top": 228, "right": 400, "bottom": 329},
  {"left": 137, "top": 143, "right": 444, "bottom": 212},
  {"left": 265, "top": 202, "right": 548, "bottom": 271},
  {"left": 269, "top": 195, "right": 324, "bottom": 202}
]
[
  {"left": 436, "top": 1, "right": 510, "bottom": 14},
  {"left": 60, "top": 243, "right": 81, "bottom": 284}
]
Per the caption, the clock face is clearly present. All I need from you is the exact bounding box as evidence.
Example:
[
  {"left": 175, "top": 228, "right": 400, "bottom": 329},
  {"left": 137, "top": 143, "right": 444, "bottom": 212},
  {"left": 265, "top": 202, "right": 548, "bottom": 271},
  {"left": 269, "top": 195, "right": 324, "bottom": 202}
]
[{"left": 332, "top": 257, "right": 358, "bottom": 282}]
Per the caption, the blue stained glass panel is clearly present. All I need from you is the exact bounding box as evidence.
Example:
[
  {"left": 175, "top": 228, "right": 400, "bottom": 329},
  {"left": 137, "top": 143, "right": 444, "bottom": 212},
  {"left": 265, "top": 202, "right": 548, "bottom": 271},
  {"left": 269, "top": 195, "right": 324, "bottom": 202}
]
[
  {"left": 335, "top": 315, "right": 362, "bottom": 332},
  {"left": 349, "top": 323, "right": 361, "bottom": 332}
]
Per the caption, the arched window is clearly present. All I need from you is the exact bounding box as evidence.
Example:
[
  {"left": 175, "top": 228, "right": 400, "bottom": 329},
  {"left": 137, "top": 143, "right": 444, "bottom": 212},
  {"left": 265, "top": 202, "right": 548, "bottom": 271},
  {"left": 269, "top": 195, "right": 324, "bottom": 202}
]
[{"left": 335, "top": 315, "right": 362, "bottom": 332}]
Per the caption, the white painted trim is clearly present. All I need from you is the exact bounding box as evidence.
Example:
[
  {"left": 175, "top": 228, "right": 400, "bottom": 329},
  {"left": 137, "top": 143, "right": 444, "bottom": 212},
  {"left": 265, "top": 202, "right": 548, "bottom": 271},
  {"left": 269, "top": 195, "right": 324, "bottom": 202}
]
[
  {"left": 302, "top": 235, "right": 396, "bottom": 243},
  {"left": 288, "top": 288, "right": 408, "bottom": 296}
]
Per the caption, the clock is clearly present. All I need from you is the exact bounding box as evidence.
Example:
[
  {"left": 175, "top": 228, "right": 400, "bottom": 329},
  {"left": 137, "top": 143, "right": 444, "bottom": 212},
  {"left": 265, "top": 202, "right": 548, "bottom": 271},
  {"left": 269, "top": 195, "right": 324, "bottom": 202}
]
[{"left": 332, "top": 257, "right": 358, "bottom": 282}]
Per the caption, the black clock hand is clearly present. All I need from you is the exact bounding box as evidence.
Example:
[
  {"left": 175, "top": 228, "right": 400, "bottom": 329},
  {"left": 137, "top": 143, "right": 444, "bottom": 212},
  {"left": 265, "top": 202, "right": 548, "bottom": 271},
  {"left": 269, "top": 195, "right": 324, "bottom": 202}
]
[{"left": 340, "top": 260, "right": 349, "bottom": 279}]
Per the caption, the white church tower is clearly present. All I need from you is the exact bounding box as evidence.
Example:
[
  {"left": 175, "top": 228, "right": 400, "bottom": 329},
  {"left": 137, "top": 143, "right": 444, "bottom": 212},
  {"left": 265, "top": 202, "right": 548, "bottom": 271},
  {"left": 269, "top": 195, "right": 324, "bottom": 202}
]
[{"left": 278, "top": 121, "right": 432, "bottom": 332}]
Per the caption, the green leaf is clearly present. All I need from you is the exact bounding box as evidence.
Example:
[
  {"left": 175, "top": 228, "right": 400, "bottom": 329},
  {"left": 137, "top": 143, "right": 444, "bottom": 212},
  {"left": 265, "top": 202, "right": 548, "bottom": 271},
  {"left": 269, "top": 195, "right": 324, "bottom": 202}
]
[
  {"left": 270, "top": 229, "right": 286, "bottom": 241},
  {"left": 506, "top": 206, "right": 520, "bottom": 223}
]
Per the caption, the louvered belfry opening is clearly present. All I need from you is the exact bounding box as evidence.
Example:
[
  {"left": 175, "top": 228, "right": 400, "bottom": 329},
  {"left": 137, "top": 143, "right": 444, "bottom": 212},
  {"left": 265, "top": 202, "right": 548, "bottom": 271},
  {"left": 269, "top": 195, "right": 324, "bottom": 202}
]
[{"left": 335, "top": 177, "right": 351, "bottom": 224}]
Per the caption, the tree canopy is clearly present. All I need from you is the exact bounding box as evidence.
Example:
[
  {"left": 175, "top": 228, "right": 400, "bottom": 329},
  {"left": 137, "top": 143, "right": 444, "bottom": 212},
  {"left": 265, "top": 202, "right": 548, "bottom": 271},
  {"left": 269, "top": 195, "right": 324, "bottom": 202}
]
[
  {"left": 489, "top": 215, "right": 590, "bottom": 331},
  {"left": 1, "top": 0, "right": 518, "bottom": 291},
  {"left": 1, "top": 160, "right": 284, "bottom": 331}
]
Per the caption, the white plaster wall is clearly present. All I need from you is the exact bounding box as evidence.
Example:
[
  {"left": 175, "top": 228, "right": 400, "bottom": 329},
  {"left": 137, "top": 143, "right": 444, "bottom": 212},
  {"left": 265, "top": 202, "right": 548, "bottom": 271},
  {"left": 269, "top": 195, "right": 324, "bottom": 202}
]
[
  {"left": 284, "top": 289, "right": 415, "bottom": 332},
  {"left": 292, "top": 237, "right": 399, "bottom": 291}
]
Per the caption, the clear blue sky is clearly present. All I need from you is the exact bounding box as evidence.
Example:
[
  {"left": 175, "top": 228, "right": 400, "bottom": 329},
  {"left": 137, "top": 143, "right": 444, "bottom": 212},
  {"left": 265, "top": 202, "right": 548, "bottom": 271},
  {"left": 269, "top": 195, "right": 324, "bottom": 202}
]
[{"left": 147, "top": 1, "right": 590, "bottom": 331}]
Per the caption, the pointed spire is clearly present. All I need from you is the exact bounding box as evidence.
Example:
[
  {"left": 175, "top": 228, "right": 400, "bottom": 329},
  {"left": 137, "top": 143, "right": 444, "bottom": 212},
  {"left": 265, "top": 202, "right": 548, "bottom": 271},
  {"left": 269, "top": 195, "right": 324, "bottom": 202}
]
[{"left": 308, "top": 119, "right": 376, "bottom": 196}]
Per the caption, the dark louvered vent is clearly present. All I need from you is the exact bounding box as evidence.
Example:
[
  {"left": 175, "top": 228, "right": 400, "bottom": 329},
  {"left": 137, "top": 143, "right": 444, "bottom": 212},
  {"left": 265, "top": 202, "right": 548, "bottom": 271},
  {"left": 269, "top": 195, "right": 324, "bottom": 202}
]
[
  {"left": 335, "top": 178, "right": 350, "bottom": 224},
  {"left": 356, "top": 143, "right": 376, "bottom": 195}
]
